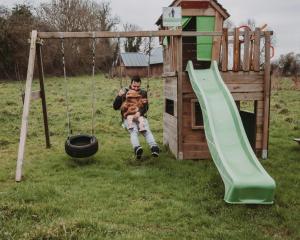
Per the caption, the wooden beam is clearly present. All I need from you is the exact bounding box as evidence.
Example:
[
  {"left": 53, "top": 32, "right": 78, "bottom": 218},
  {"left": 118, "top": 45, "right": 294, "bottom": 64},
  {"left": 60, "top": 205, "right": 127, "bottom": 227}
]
[
  {"left": 182, "top": 31, "right": 222, "bottom": 37},
  {"left": 176, "top": 36, "right": 183, "bottom": 160},
  {"left": 180, "top": 1, "right": 210, "bottom": 9},
  {"left": 233, "top": 28, "right": 240, "bottom": 72},
  {"left": 16, "top": 30, "right": 38, "bottom": 182},
  {"left": 37, "top": 30, "right": 182, "bottom": 39},
  {"left": 182, "top": 8, "right": 215, "bottom": 16},
  {"left": 253, "top": 28, "right": 261, "bottom": 72},
  {"left": 212, "top": 12, "right": 223, "bottom": 63},
  {"left": 262, "top": 32, "right": 271, "bottom": 159},
  {"left": 37, "top": 30, "right": 273, "bottom": 39},
  {"left": 22, "top": 91, "right": 41, "bottom": 102},
  {"left": 36, "top": 43, "right": 51, "bottom": 149},
  {"left": 31, "top": 91, "right": 41, "bottom": 100},
  {"left": 221, "top": 28, "right": 228, "bottom": 71},
  {"left": 228, "top": 31, "right": 273, "bottom": 37},
  {"left": 162, "top": 72, "right": 177, "bottom": 78},
  {"left": 243, "top": 28, "right": 251, "bottom": 71}
]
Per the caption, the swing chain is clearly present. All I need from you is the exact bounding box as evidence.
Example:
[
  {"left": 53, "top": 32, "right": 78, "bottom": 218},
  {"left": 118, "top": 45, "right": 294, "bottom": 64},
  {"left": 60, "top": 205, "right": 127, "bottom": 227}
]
[
  {"left": 60, "top": 34, "right": 72, "bottom": 136},
  {"left": 147, "top": 36, "right": 152, "bottom": 94},
  {"left": 91, "top": 32, "right": 96, "bottom": 136},
  {"left": 117, "top": 36, "right": 123, "bottom": 89}
]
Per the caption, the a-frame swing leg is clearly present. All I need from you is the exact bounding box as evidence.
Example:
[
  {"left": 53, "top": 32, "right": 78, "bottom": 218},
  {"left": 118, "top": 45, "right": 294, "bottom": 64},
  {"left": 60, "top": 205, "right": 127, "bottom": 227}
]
[
  {"left": 36, "top": 40, "right": 51, "bottom": 148},
  {"left": 15, "top": 30, "right": 38, "bottom": 182}
]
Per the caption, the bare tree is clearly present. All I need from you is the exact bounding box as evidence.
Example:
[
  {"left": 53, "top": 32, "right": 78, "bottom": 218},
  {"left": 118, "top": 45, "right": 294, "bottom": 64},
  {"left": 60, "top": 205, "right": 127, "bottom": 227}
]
[
  {"left": 37, "top": 0, "right": 120, "bottom": 74},
  {"left": 122, "top": 23, "right": 142, "bottom": 52},
  {"left": 0, "top": 4, "right": 38, "bottom": 79}
]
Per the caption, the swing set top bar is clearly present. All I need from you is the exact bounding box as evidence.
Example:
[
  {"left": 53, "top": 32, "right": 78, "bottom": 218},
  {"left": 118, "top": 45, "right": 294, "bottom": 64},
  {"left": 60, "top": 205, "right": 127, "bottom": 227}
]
[
  {"left": 37, "top": 30, "right": 224, "bottom": 39},
  {"left": 37, "top": 29, "right": 273, "bottom": 39}
]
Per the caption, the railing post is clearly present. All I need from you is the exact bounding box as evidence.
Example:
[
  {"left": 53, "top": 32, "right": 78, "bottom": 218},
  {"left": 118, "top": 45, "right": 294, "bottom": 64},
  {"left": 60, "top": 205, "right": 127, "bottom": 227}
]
[
  {"left": 243, "top": 28, "right": 251, "bottom": 71},
  {"left": 262, "top": 32, "right": 271, "bottom": 159},
  {"left": 221, "top": 28, "right": 228, "bottom": 72},
  {"left": 233, "top": 28, "right": 240, "bottom": 71},
  {"left": 253, "top": 28, "right": 261, "bottom": 72}
]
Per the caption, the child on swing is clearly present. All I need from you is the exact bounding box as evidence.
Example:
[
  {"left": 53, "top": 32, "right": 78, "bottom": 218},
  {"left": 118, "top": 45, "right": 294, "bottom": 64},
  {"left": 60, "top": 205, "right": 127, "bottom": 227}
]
[
  {"left": 113, "top": 75, "right": 159, "bottom": 159},
  {"left": 121, "top": 89, "right": 147, "bottom": 132}
]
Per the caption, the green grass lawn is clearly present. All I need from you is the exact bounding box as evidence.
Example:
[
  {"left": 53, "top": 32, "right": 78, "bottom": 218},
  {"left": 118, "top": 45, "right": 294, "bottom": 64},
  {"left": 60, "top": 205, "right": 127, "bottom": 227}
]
[{"left": 0, "top": 75, "right": 299, "bottom": 240}]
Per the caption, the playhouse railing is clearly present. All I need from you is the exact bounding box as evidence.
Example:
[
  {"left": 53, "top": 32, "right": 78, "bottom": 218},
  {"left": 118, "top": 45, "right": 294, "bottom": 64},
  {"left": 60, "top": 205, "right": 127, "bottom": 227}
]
[
  {"left": 220, "top": 28, "right": 273, "bottom": 72},
  {"left": 162, "top": 29, "right": 273, "bottom": 74}
]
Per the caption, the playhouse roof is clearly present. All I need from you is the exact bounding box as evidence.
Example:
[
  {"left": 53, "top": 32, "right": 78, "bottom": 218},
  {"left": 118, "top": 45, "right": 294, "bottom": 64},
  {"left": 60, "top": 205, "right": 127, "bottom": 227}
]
[
  {"left": 155, "top": 0, "right": 230, "bottom": 26},
  {"left": 120, "top": 47, "right": 163, "bottom": 67}
]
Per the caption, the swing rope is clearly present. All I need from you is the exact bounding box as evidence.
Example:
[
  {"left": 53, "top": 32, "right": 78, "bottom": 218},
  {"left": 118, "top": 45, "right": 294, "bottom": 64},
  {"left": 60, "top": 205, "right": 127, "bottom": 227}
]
[
  {"left": 146, "top": 36, "right": 152, "bottom": 93},
  {"left": 91, "top": 32, "right": 96, "bottom": 136},
  {"left": 60, "top": 34, "right": 72, "bottom": 137},
  {"left": 117, "top": 36, "right": 123, "bottom": 89},
  {"left": 145, "top": 36, "right": 152, "bottom": 117}
]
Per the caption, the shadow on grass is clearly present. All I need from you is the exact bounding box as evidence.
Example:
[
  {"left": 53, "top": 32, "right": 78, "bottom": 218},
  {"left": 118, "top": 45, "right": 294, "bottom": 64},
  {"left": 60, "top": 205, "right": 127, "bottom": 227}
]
[
  {"left": 65, "top": 157, "right": 97, "bottom": 167},
  {"left": 123, "top": 152, "right": 161, "bottom": 167}
]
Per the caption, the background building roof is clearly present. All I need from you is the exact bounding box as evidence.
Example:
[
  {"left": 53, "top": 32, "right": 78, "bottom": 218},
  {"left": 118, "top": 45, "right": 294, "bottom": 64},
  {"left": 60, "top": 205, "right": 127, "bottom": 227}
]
[
  {"left": 120, "top": 52, "right": 148, "bottom": 67},
  {"left": 150, "top": 46, "right": 163, "bottom": 65},
  {"left": 120, "top": 47, "right": 163, "bottom": 67}
]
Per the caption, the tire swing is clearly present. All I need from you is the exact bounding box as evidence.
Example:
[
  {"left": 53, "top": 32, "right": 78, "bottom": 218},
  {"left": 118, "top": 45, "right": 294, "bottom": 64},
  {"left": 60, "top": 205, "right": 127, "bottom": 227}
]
[{"left": 61, "top": 33, "right": 99, "bottom": 158}]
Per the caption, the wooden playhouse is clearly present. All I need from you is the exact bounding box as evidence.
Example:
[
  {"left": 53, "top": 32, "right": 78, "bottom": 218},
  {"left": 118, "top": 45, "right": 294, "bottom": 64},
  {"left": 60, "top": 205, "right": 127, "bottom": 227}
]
[{"left": 156, "top": 0, "right": 272, "bottom": 160}]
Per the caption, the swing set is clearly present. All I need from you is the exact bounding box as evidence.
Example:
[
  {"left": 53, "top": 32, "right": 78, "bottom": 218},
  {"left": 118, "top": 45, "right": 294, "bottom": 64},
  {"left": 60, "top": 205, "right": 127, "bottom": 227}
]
[{"left": 15, "top": 29, "right": 188, "bottom": 182}]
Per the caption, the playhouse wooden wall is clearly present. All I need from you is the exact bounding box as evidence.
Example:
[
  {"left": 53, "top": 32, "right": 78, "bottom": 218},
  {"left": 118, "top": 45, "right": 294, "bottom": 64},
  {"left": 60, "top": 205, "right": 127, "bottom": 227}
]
[
  {"left": 161, "top": 0, "right": 271, "bottom": 159},
  {"left": 162, "top": 36, "right": 181, "bottom": 158},
  {"left": 163, "top": 29, "right": 272, "bottom": 159}
]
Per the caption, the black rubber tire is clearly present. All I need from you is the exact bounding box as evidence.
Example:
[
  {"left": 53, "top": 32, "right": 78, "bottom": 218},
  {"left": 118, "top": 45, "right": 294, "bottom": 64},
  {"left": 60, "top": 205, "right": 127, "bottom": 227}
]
[{"left": 65, "top": 134, "right": 99, "bottom": 158}]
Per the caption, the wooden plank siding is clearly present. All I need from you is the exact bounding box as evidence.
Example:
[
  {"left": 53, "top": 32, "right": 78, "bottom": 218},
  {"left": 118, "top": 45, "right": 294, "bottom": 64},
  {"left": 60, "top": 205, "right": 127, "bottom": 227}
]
[
  {"left": 159, "top": 22, "right": 272, "bottom": 159},
  {"left": 163, "top": 113, "right": 178, "bottom": 158},
  {"left": 179, "top": 69, "right": 266, "bottom": 159},
  {"left": 182, "top": 71, "right": 264, "bottom": 94},
  {"left": 182, "top": 8, "right": 216, "bottom": 16}
]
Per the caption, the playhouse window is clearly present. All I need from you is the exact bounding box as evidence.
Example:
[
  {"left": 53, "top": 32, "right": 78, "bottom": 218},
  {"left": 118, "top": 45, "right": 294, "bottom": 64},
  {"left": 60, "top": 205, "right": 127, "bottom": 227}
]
[
  {"left": 191, "top": 99, "right": 204, "bottom": 129},
  {"left": 165, "top": 99, "right": 174, "bottom": 116}
]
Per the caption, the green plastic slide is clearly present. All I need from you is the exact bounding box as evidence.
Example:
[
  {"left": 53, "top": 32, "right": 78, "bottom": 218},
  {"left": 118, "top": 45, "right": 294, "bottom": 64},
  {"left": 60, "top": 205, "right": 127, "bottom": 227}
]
[{"left": 186, "top": 60, "right": 276, "bottom": 204}]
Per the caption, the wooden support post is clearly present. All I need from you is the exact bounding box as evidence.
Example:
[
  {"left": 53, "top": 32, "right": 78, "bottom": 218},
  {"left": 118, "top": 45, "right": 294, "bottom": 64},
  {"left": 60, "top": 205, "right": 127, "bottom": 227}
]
[
  {"left": 221, "top": 28, "right": 228, "bottom": 72},
  {"left": 253, "top": 28, "right": 261, "bottom": 72},
  {"left": 243, "top": 28, "right": 251, "bottom": 71},
  {"left": 212, "top": 13, "right": 223, "bottom": 63},
  {"left": 233, "top": 28, "right": 240, "bottom": 72},
  {"left": 36, "top": 42, "right": 51, "bottom": 148},
  {"left": 176, "top": 36, "right": 183, "bottom": 160},
  {"left": 262, "top": 32, "right": 271, "bottom": 159},
  {"left": 16, "top": 30, "right": 38, "bottom": 182}
]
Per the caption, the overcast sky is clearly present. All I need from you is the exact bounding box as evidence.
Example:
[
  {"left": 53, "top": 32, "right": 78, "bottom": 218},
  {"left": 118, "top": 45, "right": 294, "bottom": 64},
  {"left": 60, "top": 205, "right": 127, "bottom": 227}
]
[{"left": 1, "top": 0, "right": 299, "bottom": 59}]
